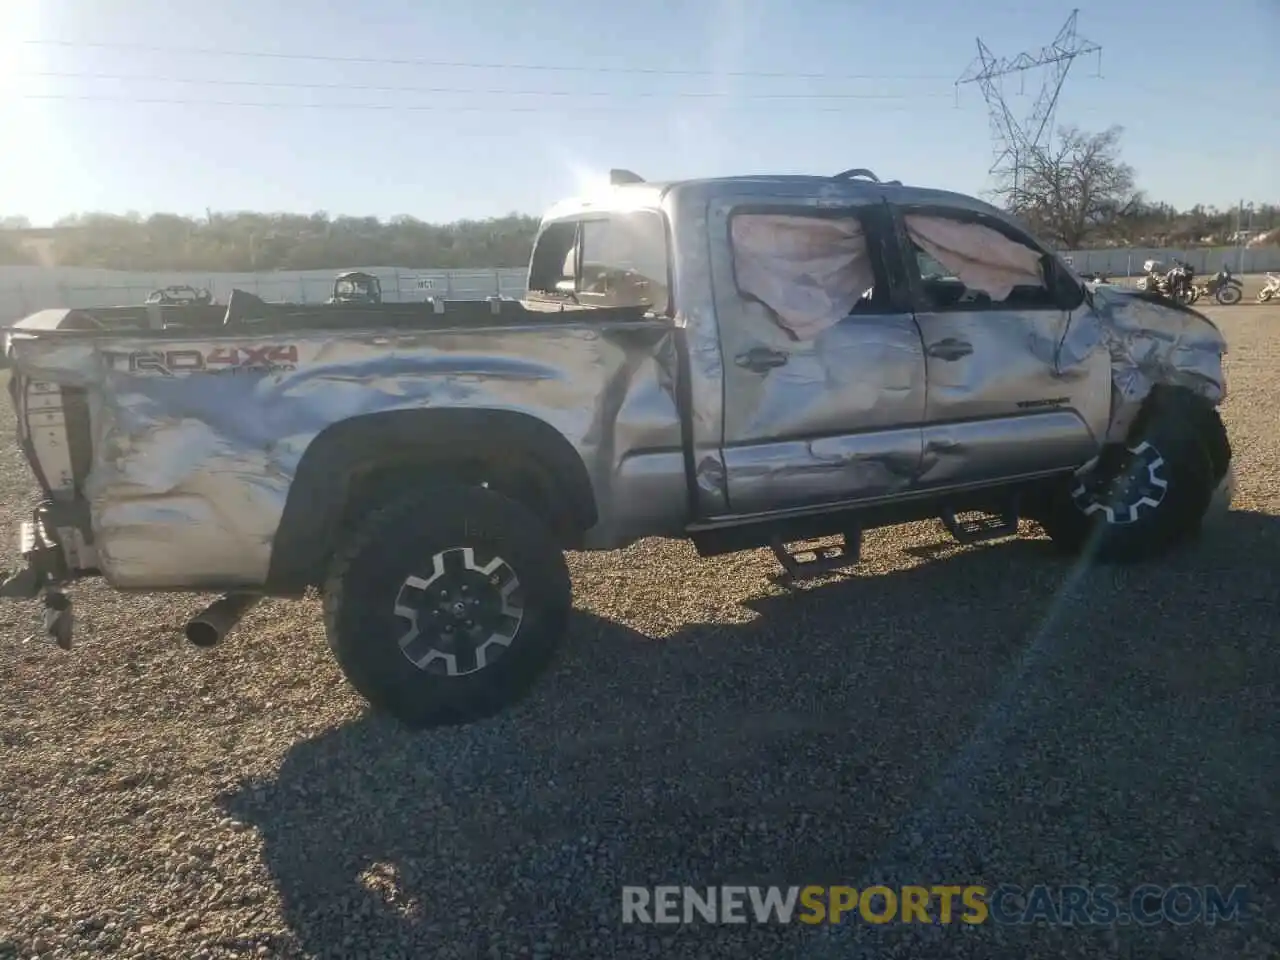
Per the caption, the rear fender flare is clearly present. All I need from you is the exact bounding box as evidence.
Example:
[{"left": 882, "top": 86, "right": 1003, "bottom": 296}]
[{"left": 265, "top": 408, "right": 597, "bottom": 593}]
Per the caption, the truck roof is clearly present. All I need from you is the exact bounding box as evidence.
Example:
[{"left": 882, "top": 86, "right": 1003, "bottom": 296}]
[{"left": 539, "top": 173, "right": 1006, "bottom": 225}]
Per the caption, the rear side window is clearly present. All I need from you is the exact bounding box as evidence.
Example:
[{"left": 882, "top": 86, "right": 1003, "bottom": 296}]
[{"left": 728, "top": 212, "right": 886, "bottom": 340}]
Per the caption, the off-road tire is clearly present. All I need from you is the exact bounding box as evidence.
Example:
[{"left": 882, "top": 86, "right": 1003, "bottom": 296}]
[
  {"left": 1215, "top": 285, "right": 1243, "bottom": 306},
  {"left": 1198, "top": 407, "right": 1232, "bottom": 485},
  {"left": 1038, "top": 392, "right": 1219, "bottom": 564},
  {"left": 323, "top": 483, "right": 572, "bottom": 728}
]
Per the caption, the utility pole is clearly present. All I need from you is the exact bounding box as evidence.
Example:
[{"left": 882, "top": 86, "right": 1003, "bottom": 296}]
[
  {"left": 1238, "top": 198, "right": 1245, "bottom": 275},
  {"left": 956, "top": 10, "right": 1102, "bottom": 212}
]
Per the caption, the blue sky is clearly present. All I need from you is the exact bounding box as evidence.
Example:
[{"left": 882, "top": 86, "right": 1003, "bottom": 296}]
[{"left": 0, "top": 0, "right": 1276, "bottom": 226}]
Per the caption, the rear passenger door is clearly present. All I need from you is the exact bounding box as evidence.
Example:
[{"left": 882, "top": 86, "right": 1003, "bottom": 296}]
[
  {"left": 710, "top": 196, "right": 929, "bottom": 517},
  {"left": 890, "top": 204, "right": 1109, "bottom": 489}
]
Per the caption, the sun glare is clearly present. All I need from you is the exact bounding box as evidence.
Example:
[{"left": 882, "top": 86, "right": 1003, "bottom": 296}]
[
  {"left": 0, "top": 2, "right": 43, "bottom": 95},
  {"left": 569, "top": 165, "right": 615, "bottom": 199}
]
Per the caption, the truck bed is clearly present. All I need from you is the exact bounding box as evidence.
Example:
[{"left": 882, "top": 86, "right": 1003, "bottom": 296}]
[
  {"left": 10, "top": 289, "right": 650, "bottom": 337},
  {"left": 5, "top": 291, "right": 688, "bottom": 592}
]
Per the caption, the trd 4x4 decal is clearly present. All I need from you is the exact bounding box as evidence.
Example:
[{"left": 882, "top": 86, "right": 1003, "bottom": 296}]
[{"left": 104, "top": 345, "right": 299, "bottom": 376}]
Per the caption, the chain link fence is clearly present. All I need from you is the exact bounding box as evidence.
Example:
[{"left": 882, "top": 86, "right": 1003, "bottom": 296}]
[
  {"left": 0, "top": 266, "right": 530, "bottom": 325},
  {"left": 4, "top": 246, "right": 1280, "bottom": 326}
]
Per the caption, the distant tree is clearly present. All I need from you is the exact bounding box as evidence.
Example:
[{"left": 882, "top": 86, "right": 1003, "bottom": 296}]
[
  {"left": 995, "top": 125, "right": 1141, "bottom": 248},
  {"left": 0, "top": 232, "right": 37, "bottom": 265},
  {"left": 40, "top": 210, "right": 542, "bottom": 271},
  {"left": 7, "top": 186, "right": 1279, "bottom": 272}
]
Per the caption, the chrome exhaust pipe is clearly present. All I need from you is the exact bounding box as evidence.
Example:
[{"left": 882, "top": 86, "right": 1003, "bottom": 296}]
[{"left": 185, "top": 593, "right": 260, "bottom": 648}]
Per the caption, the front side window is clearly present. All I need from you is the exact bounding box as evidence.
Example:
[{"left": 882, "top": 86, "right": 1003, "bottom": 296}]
[{"left": 902, "top": 211, "right": 1057, "bottom": 311}]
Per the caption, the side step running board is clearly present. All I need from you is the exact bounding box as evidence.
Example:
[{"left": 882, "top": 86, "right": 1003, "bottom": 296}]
[
  {"left": 770, "top": 530, "right": 863, "bottom": 585},
  {"left": 939, "top": 505, "right": 1020, "bottom": 545}
]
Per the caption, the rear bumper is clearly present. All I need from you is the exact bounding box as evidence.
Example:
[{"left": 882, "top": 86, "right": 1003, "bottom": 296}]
[{"left": 0, "top": 501, "right": 95, "bottom": 599}]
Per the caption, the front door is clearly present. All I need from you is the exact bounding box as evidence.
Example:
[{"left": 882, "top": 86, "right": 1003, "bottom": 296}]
[
  {"left": 709, "top": 196, "right": 928, "bottom": 518},
  {"left": 892, "top": 203, "right": 1109, "bottom": 490}
]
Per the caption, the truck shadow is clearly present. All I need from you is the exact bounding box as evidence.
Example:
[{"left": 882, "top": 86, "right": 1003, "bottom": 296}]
[{"left": 219, "top": 510, "right": 1279, "bottom": 959}]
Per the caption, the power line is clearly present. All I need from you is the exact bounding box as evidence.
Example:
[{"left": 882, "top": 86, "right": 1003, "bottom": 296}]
[
  {"left": 13, "top": 92, "right": 943, "bottom": 113},
  {"left": 956, "top": 9, "right": 1102, "bottom": 206},
  {"left": 13, "top": 70, "right": 954, "bottom": 101},
  {"left": 23, "top": 38, "right": 954, "bottom": 81}
]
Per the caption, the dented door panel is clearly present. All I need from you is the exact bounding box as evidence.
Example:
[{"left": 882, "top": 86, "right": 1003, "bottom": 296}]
[
  {"left": 914, "top": 309, "right": 1110, "bottom": 487},
  {"left": 706, "top": 195, "right": 927, "bottom": 516},
  {"left": 893, "top": 203, "right": 1111, "bottom": 488}
]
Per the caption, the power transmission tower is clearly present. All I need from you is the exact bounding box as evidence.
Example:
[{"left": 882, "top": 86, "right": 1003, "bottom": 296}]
[{"left": 956, "top": 9, "right": 1101, "bottom": 210}]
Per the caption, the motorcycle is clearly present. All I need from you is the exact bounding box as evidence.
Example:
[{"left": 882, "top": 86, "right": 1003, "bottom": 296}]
[
  {"left": 1138, "top": 259, "right": 1196, "bottom": 304},
  {"left": 1136, "top": 259, "right": 1165, "bottom": 293},
  {"left": 1166, "top": 260, "right": 1196, "bottom": 304},
  {"left": 1191, "top": 268, "right": 1244, "bottom": 306},
  {"left": 1259, "top": 273, "right": 1280, "bottom": 303}
]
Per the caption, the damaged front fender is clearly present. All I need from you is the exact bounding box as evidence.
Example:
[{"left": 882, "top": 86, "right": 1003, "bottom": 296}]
[{"left": 1079, "top": 285, "right": 1227, "bottom": 442}]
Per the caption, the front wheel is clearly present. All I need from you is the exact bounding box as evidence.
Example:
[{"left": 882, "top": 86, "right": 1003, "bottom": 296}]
[
  {"left": 1259, "top": 289, "right": 1275, "bottom": 303},
  {"left": 1038, "top": 397, "right": 1219, "bottom": 563},
  {"left": 1215, "top": 285, "right": 1243, "bottom": 305},
  {"left": 323, "top": 483, "right": 572, "bottom": 728}
]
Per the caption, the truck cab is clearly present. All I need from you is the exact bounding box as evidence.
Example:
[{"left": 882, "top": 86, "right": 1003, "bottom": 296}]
[{"left": 529, "top": 169, "right": 1125, "bottom": 520}]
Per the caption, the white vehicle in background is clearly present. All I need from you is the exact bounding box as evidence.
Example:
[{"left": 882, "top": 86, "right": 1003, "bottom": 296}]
[
  {"left": 1257, "top": 273, "right": 1280, "bottom": 303},
  {"left": 146, "top": 285, "right": 213, "bottom": 306}
]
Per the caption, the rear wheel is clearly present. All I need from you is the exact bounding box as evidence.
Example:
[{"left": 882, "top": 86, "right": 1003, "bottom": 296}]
[
  {"left": 1038, "top": 394, "right": 1218, "bottom": 563},
  {"left": 323, "top": 483, "right": 572, "bottom": 728},
  {"left": 1259, "top": 289, "right": 1274, "bottom": 303}
]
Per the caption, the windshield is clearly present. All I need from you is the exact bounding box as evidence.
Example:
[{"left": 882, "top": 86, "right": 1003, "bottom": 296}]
[{"left": 528, "top": 211, "right": 671, "bottom": 313}]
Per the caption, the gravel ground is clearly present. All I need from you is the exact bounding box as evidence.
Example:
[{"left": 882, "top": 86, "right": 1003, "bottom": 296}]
[{"left": 1, "top": 305, "right": 1278, "bottom": 960}]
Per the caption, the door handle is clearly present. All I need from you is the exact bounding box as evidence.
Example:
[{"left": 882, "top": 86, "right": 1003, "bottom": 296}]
[
  {"left": 735, "top": 347, "right": 790, "bottom": 372},
  {"left": 926, "top": 338, "right": 973, "bottom": 361}
]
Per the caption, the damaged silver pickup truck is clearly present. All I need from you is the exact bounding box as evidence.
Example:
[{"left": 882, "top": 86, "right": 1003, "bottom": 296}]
[{"left": 2, "top": 167, "right": 1232, "bottom": 728}]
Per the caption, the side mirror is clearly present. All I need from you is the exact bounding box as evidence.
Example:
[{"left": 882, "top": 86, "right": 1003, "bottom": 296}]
[
  {"left": 1048, "top": 259, "right": 1085, "bottom": 311},
  {"left": 1057, "top": 277, "right": 1086, "bottom": 311}
]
